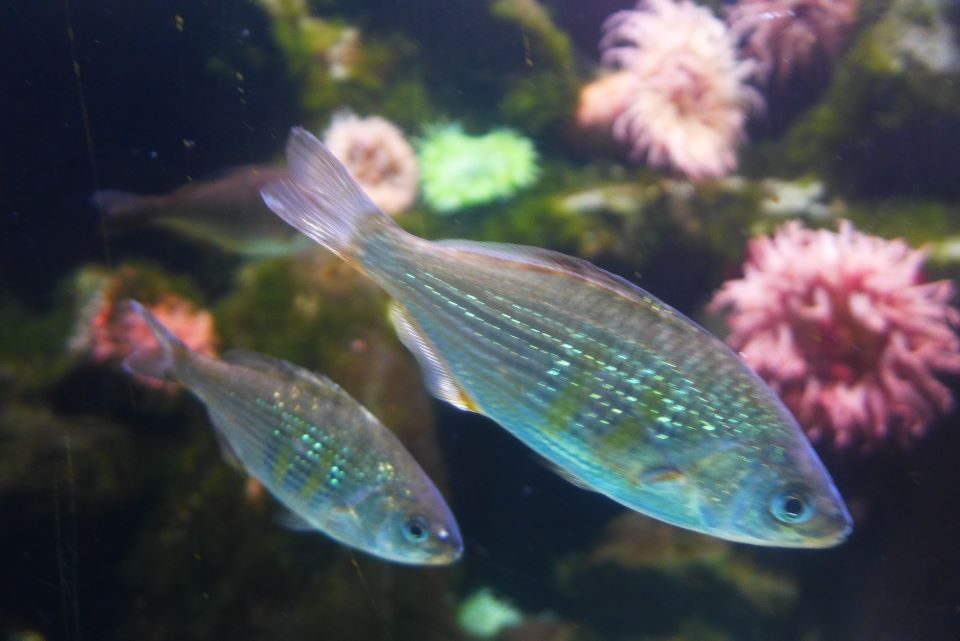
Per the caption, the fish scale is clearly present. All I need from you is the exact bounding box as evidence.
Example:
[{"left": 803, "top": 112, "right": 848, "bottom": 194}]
[
  {"left": 261, "top": 127, "right": 852, "bottom": 547},
  {"left": 190, "top": 373, "right": 373, "bottom": 508},
  {"left": 387, "top": 247, "right": 715, "bottom": 455}
]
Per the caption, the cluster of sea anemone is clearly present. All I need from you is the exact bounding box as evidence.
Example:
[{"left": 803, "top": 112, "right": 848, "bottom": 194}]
[
  {"left": 578, "top": 0, "right": 860, "bottom": 179},
  {"left": 710, "top": 221, "right": 960, "bottom": 450}
]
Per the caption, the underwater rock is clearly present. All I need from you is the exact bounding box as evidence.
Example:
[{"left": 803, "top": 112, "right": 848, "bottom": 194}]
[
  {"left": 0, "top": 290, "right": 76, "bottom": 394},
  {"left": 776, "top": 0, "right": 960, "bottom": 197},
  {"left": 0, "top": 401, "right": 138, "bottom": 508},
  {"left": 559, "top": 513, "right": 798, "bottom": 640},
  {"left": 253, "top": 0, "right": 427, "bottom": 121},
  {"left": 490, "top": 0, "right": 580, "bottom": 135},
  {"left": 496, "top": 618, "right": 577, "bottom": 641},
  {"left": 118, "top": 429, "right": 463, "bottom": 641}
]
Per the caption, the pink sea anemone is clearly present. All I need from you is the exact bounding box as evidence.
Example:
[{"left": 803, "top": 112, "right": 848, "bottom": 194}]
[
  {"left": 584, "top": 0, "right": 762, "bottom": 180},
  {"left": 710, "top": 220, "right": 960, "bottom": 450},
  {"left": 323, "top": 112, "right": 419, "bottom": 216},
  {"left": 576, "top": 70, "right": 638, "bottom": 130},
  {"left": 70, "top": 268, "right": 218, "bottom": 388},
  {"left": 726, "top": 0, "right": 859, "bottom": 85}
]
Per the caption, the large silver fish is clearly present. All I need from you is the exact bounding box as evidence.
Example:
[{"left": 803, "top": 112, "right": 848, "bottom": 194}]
[
  {"left": 94, "top": 166, "right": 313, "bottom": 257},
  {"left": 125, "top": 300, "right": 462, "bottom": 565},
  {"left": 260, "top": 128, "right": 852, "bottom": 548}
]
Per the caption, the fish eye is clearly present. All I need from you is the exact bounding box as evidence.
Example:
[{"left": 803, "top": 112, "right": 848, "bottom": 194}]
[
  {"left": 401, "top": 515, "right": 431, "bottom": 543},
  {"left": 768, "top": 487, "right": 813, "bottom": 525}
]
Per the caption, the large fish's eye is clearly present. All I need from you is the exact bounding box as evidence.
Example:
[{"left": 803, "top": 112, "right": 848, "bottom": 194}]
[
  {"left": 402, "top": 515, "right": 431, "bottom": 543},
  {"left": 768, "top": 487, "right": 813, "bottom": 525}
]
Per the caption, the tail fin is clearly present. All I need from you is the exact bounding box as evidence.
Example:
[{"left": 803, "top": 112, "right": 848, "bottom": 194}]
[
  {"left": 122, "top": 300, "right": 189, "bottom": 383},
  {"left": 260, "top": 127, "right": 394, "bottom": 262},
  {"left": 91, "top": 190, "right": 160, "bottom": 223}
]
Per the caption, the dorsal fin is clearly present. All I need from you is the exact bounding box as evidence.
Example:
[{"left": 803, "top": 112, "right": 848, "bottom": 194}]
[
  {"left": 433, "top": 239, "right": 656, "bottom": 308},
  {"left": 388, "top": 302, "right": 480, "bottom": 413},
  {"left": 220, "top": 349, "right": 339, "bottom": 391}
]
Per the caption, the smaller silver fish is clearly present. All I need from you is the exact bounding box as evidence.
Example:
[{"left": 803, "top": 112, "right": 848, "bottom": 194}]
[
  {"left": 125, "top": 300, "right": 462, "bottom": 565},
  {"left": 94, "top": 167, "right": 313, "bottom": 257}
]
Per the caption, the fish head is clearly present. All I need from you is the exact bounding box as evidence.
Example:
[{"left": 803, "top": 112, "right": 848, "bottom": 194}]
[
  {"left": 359, "top": 472, "right": 463, "bottom": 565},
  {"left": 689, "top": 430, "right": 852, "bottom": 548}
]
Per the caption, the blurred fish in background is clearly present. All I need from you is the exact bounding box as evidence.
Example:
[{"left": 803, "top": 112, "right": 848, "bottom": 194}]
[{"left": 93, "top": 166, "right": 314, "bottom": 257}]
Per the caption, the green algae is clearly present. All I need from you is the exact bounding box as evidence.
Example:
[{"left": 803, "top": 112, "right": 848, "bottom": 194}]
[{"left": 417, "top": 124, "right": 540, "bottom": 213}]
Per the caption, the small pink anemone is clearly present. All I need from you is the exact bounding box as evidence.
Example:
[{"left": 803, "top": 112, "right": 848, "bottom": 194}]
[
  {"left": 726, "top": 0, "right": 860, "bottom": 85},
  {"left": 323, "top": 112, "right": 419, "bottom": 216},
  {"left": 710, "top": 220, "right": 960, "bottom": 450},
  {"left": 580, "top": 0, "right": 762, "bottom": 180}
]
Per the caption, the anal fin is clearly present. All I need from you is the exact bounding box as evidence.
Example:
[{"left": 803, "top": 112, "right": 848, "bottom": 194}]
[
  {"left": 207, "top": 409, "right": 246, "bottom": 471},
  {"left": 388, "top": 302, "right": 480, "bottom": 413}
]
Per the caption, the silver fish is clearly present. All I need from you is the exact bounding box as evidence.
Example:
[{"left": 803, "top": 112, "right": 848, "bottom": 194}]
[
  {"left": 125, "top": 300, "right": 462, "bottom": 565},
  {"left": 259, "top": 128, "right": 852, "bottom": 548},
  {"left": 94, "top": 166, "right": 313, "bottom": 257}
]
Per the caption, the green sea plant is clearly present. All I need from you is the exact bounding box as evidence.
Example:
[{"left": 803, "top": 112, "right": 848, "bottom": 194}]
[{"left": 417, "top": 123, "right": 539, "bottom": 213}]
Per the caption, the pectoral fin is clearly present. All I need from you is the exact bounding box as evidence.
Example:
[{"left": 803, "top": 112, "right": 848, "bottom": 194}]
[{"left": 388, "top": 302, "right": 480, "bottom": 413}]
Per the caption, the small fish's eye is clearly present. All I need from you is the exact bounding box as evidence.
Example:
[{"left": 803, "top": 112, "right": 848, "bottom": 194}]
[
  {"left": 768, "top": 487, "right": 813, "bottom": 525},
  {"left": 402, "top": 515, "right": 430, "bottom": 543}
]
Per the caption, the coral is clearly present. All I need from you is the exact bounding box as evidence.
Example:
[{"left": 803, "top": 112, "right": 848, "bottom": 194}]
[
  {"left": 587, "top": 0, "right": 762, "bottom": 180},
  {"left": 323, "top": 112, "right": 419, "bottom": 215},
  {"left": 417, "top": 124, "right": 539, "bottom": 213},
  {"left": 68, "top": 265, "right": 218, "bottom": 388},
  {"left": 710, "top": 220, "right": 960, "bottom": 450},
  {"left": 726, "top": 0, "right": 860, "bottom": 85}
]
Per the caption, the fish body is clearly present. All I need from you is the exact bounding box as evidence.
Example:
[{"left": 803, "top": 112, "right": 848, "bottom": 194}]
[
  {"left": 94, "top": 166, "right": 313, "bottom": 257},
  {"left": 261, "top": 128, "right": 852, "bottom": 548},
  {"left": 125, "top": 300, "right": 462, "bottom": 565}
]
